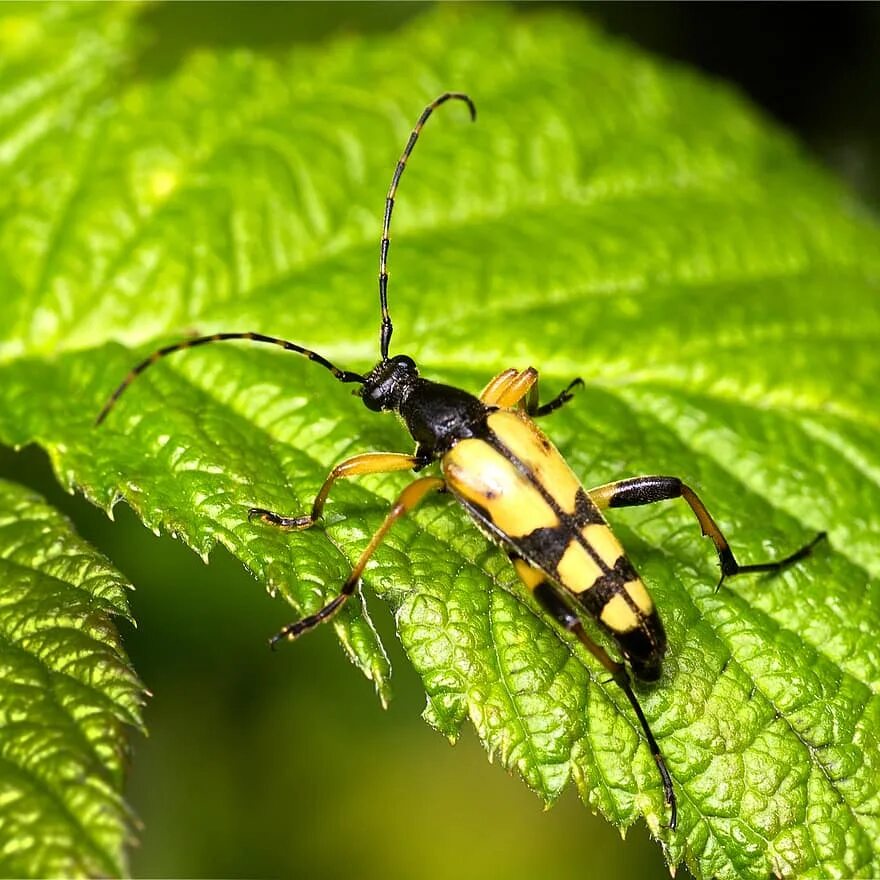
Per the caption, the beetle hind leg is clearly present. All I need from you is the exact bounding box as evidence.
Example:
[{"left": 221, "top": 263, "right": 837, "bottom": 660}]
[
  {"left": 587, "top": 475, "right": 827, "bottom": 589},
  {"left": 510, "top": 552, "right": 677, "bottom": 830}
]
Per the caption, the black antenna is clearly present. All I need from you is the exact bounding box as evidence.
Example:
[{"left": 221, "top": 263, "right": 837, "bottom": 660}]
[
  {"left": 95, "top": 332, "right": 364, "bottom": 425},
  {"left": 379, "top": 92, "right": 476, "bottom": 361}
]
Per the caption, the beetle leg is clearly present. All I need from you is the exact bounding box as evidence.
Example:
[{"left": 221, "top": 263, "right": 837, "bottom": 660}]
[
  {"left": 249, "top": 452, "right": 419, "bottom": 531},
  {"left": 587, "top": 476, "right": 826, "bottom": 589},
  {"left": 269, "top": 476, "right": 445, "bottom": 645},
  {"left": 514, "top": 555, "right": 676, "bottom": 830},
  {"left": 478, "top": 368, "right": 521, "bottom": 404},
  {"left": 484, "top": 367, "right": 539, "bottom": 407},
  {"left": 480, "top": 367, "right": 583, "bottom": 415},
  {"left": 526, "top": 376, "right": 584, "bottom": 417}
]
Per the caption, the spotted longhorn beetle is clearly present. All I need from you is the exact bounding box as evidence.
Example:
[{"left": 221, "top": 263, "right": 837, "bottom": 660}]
[{"left": 97, "top": 92, "right": 827, "bottom": 830}]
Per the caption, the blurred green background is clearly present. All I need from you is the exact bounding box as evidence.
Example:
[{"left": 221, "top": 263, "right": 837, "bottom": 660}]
[{"left": 1, "top": 3, "right": 877, "bottom": 878}]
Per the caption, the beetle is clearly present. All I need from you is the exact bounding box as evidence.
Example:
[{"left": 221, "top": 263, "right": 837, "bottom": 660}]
[{"left": 96, "top": 92, "right": 826, "bottom": 830}]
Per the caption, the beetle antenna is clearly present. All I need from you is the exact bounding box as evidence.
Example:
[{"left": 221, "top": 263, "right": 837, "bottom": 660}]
[
  {"left": 95, "top": 332, "right": 364, "bottom": 426},
  {"left": 379, "top": 92, "right": 476, "bottom": 361}
]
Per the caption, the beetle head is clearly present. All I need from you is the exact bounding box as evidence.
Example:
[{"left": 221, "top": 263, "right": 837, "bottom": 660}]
[{"left": 359, "top": 355, "right": 419, "bottom": 412}]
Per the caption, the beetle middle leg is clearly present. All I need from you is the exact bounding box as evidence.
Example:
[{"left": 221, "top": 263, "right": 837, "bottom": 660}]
[
  {"left": 510, "top": 552, "right": 677, "bottom": 829},
  {"left": 249, "top": 451, "right": 419, "bottom": 530},
  {"left": 270, "top": 476, "right": 445, "bottom": 646},
  {"left": 479, "top": 367, "right": 583, "bottom": 415},
  {"left": 587, "top": 475, "right": 826, "bottom": 588}
]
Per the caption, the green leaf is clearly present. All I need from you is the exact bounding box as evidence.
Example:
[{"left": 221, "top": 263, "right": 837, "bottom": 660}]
[
  {"left": 1, "top": 4, "right": 879, "bottom": 878},
  {"left": 0, "top": 478, "right": 145, "bottom": 878}
]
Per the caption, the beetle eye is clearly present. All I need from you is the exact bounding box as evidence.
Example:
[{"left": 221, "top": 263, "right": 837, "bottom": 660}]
[
  {"left": 362, "top": 386, "right": 385, "bottom": 412},
  {"left": 392, "top": 354, "right": 416, "bottom": 371}
]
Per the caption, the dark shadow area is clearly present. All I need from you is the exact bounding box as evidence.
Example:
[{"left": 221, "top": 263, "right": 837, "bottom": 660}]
[{"left": 573, "top": 2, "right": 880, "bottom": 203}]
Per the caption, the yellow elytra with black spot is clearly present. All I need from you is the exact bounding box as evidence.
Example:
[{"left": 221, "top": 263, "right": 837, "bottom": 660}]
[
  {"left": 442, "top": 408, "right": 665, "bottom": 680},
  {"left": 97, "top": 92, "right": 827, "bottom": 833}
]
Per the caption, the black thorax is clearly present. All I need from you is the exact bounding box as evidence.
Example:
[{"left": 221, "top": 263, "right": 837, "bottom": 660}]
[{"left": 359, "top": 355, "right": 488, "bottom": 460}]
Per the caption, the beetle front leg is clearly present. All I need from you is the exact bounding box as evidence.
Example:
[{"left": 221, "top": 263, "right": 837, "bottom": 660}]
[
  {"left": 249, "top": 451, "right": 419, "bottom": 531},
  {"left": 479, "top": 367, "right": 583, "bottom": 415},
  {"left": 525, "top": 376, "right": 584, "bottom": 417}
]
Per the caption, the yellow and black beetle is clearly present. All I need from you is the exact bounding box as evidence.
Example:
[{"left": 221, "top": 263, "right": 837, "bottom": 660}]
[{"left": 97, "top": 92, "right": 826, "bottom": 830}]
